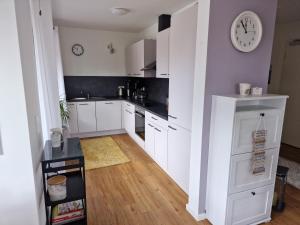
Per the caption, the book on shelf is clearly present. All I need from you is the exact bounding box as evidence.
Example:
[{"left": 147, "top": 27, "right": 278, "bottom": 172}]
[{"left": 52, "top": 200, "right": 84, "bottom": 225}]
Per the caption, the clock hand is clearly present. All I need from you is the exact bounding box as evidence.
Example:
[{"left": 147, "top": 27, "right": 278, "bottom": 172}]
[{"left": 241, "top": 20, "right": 247, "bottom": 34}]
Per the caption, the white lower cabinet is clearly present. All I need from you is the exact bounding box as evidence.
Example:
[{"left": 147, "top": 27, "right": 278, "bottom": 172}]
[
  {"left": 122, "top": 102, "right": 135, "bottom": 136},
  {"left": 145, "top": 122, "right": 155, "bottom": 158},
  {"left": 226, "top": 185, "right": 274, "bottom": 225},
  {"left": 167, "top": 122, "right": 191, "bottom": 193},
  {"left": 67, "top": 102, "right": 78, "bottom": 134},
  {"left": 145, "top": 120, "right": 168, "bottom": 171},
  {"left": 96, "top": 101, "right": 122, "bottom": 131},
  {"left": 77, "top": 102, "right": 96, "bottom": 133},
  {"left": 154, "top": 125, "right": 168, "bottom": 171}
]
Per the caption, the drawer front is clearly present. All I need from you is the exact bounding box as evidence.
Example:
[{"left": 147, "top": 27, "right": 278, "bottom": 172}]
[
  {"left": 229, "top": 149, "right": 278, "bottom": 194},
  {"left": 124, "top": 101, "right": 135, "bottom": 113},
  {"left": 145, "top": 111, "right": 168, "bottom": 129},
  {"left": 226, "top": 185, "right": 273, "bottom": 225},
  {"left": 232, "top": 110, "right": 283, "bottom": 155}
]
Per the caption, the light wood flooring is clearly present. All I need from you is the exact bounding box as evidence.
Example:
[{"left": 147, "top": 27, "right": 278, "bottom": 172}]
[{"left": 85, "top": 134, "right": 300, "bottom": 225}]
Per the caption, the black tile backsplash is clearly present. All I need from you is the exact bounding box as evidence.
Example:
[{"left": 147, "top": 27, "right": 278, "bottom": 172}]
[{"left": 64, "top": 76, "right": 169, "bottom": 105}]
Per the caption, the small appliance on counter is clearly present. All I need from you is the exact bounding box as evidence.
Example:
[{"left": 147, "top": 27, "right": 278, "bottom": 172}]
[
  {"left": 118, "top": 86, "right": 125, "bottom": 97},
  {"left": 137, "top": 86, "right": 147, "bottom": 99},
  {"left": 126, "top": 81, "right": 131, "bottom": 98}
]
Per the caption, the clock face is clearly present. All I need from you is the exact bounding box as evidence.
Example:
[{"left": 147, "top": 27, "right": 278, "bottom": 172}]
[
  {"left": 231, "top": 11, "right": 263, "bottom": 52},
  {"left": 72, "top": 44, "right": 84, "bottom": 56}
]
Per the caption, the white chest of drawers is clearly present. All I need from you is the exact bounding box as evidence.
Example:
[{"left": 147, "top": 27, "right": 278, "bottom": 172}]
[{"left": 206, "top": 95, "right": 288, "bottom": 225}]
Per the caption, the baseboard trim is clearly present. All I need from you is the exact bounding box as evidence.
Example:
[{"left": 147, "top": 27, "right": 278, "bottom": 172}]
[
  {"left": 70, "top": 129, "right": 126, "bottom": 139},
  {"left": 186, "top": 204, "right": 206, "bottom": 221}
]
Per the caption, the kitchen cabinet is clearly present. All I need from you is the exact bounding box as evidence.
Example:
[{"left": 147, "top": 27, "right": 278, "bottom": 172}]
[
  {"left": 67, "top": 102, "right": 78, "bottom": 134},
  {"left": 167, "top": 122, "right": 191, "bottom": 193},
  {"left": 156, "top": 28, "right": 170, "bottom": 78},
  {"left": 125, "top": 39, "right": 156, "bottom": 77},
  {"left": 168, "top": 4, "right": 198, "bottom": 130},
  {"left": 145, "top": 122, "right": 155, "bottom": 158},
  {"left": 145, "top": 113, "right": 168, "bottom": 171},
  {"left": 154, "top": 125, "right": 168, "bottom": 171},
  {"left": 77, "top": 102, "right": 96, "bottom": 133},
  {"left": 96, "top": 101, "right": 122, "bottom": 131},
  {"left": 122, "top": 102, "right": 135, "bottom": 136},
  {"left": 206, "top": 95, "right": 288, "bottom": 225}
]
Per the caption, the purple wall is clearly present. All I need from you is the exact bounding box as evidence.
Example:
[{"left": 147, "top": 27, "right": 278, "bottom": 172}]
[{"left": 198, "top": 0, "right": 278, "bottom": 212}]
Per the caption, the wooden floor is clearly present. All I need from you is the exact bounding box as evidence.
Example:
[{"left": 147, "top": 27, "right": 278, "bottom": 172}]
[{"left": 85, "top": 134, "right": 300, "bottom": 225}]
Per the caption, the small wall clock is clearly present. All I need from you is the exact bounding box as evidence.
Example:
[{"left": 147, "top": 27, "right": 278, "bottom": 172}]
[
  {"left": 72, "top": 43, "right": 84, "bottom": 56},
  {"left": 231, "top": 11, "right": 263, "bottom": 53}
]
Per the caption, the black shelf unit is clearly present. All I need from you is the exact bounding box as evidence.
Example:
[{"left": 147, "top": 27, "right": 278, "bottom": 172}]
[{"left": 42, "top": 138, "right": 87, "bottom": 225}]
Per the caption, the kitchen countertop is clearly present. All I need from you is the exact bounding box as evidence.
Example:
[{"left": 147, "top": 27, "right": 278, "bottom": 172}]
[{"left": 67, "top": 96, "right": 168, "bottom": 120}]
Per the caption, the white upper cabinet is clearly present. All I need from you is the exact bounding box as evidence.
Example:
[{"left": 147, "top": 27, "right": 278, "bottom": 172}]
[
  {"left": 168, "top": 4, "right": 198, "bottom": 130},
  {"left": 125, "top": 39, "right": 156, "bottom": 77},
  {"left": 77, "top": 102, "right": 97, "bottom": 133},
  {"left": 67, "top": 102, "right": 78, "bottom": 134},
  {"left": 96, "top": 101, "right": 122, "bottom": 131},
  {"left": 156, "top": 28, "right": 170, "bottom": 78}
]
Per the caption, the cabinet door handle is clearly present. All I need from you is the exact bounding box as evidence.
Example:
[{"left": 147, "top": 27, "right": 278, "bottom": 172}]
[
  {"left": 127, "top": 104, "right": 131, "bottom": 107},
  {"left": 168, "top": 115, "right": 177, "bottom": 119},
  {"left": 79, "top": 103, "right": 89, "bottom": 106},
  {"left": 160, "top": 73, "right": 168, "bottom": 76},
  {"left": 155, "top": 128, "right": 161, "bottom": 132},
  {"left": 105, "top": 102, "right": 113, "bottom": 104},
  {"left": 251, "top": 192, "right": 256, "bottom": 196},
  {"left": 126, "top": 109, "right": 132, "bottom": 115},
  {"left": 151, "top": 117, "right": 158, "bottom": 121},
  {"left": 260, "top": 113, "right": 265, "bottom": 117},
  {"left": 168, "top": 125, "right": 177, "bottom": 131},
  {"left": 148, "top": 124, "right": 154, "bottom": 128},
  {"left": 68, "top": 103, "right": 74, "bottom": 106}
]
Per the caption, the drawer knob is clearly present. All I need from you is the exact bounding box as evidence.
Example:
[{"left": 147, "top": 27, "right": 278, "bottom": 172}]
[
  {"left": 260, "top": 113, "right": 265, "bottom": 117},
  {"left": 251, "top": 192, "right": 256, "bottom": 196}
]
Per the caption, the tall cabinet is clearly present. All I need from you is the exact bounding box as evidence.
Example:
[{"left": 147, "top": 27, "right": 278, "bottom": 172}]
[
  {"left": 206, "top": 95, "right": 288, "bottom": 225},
  {"left": 167, "top": 3, "right": 198, "bottom": 194}
]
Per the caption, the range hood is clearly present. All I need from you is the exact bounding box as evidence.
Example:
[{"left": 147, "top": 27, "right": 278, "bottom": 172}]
[{"left": 141, "top": 61, "right": 156, "bottom": 71}]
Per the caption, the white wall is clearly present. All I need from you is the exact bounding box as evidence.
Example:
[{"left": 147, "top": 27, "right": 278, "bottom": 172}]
[
  {"left": 59, "top": 26, "right": 139, "bottom": 76},
  {"left": 0, "top": 0, "right": 43, "bottom": 224}
]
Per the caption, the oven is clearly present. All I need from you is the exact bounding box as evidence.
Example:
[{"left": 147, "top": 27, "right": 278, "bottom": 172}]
[{"left": 135, "top": 106, "right": 145, "bottom": 140}]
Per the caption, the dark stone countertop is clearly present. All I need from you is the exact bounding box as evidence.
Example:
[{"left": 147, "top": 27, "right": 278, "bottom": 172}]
[{"left": 67, "top": 96, "right": 168, "bottom": 120}]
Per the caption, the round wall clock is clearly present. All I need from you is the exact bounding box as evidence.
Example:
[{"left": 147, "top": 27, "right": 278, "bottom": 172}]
[
  {"left": 231, "top": 11, "right": 263, "bottom": 52},
  {"left": 72, "top": 44, "right": 84, "bottom": 56}
]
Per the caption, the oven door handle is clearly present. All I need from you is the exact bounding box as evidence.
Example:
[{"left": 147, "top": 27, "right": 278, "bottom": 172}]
[{"left": 135, "top": 111, "right": 145, "bottom": 118}]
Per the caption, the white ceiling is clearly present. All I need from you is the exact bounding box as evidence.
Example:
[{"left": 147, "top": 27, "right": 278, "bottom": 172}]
[
  {"left": 52, "top": 0, "right": 195, "bottom": 33},
  {"left": 277, "top": 0, "right": 300, "bottom": 24}
]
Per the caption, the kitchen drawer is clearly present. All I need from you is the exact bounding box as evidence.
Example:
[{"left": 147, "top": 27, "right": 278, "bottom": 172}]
[
  {"left": 229, "top": 148, "right": 278, "bottom": 194},
  {"left": 226, "top": 185, "right": 273, "bottom": 225},
  {"left": 145, "top": 111, "right": 168, "bottom": 129},
  {"left": 123, "top": 101, "right": 135, "bottom": 112},
  {"left": 232, "top": 109, "right": 283, "bottom": 155}
]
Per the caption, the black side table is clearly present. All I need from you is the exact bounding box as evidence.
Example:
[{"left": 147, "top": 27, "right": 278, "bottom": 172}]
[{"left": 41, "top": 138, "right": 87, "bottom": 225}]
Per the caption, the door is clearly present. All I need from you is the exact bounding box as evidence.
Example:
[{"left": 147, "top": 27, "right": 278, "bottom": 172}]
[
  {"left": 77, "top": 102, "right": 96, "bottom": 133},
  {"left": 280, "top": 44, "right": 300, "bottom": 147},
  {"left": 226, "top": 185, "right": 273, "bottom": 225},
  {"left": 67, "top": 102, "right": 78, "bottom": 134},
  {"left": 96, "top": 101, "right": 122, "bottom": 131},
  {"left": 167, "top": 123, "right": 191, "bottom": 193},
  {"left": 232, "top": 109, "right": 283, "bottom": 155},
  {"left": 156, "top": 28, "right": 170, "bottom": 78},
  {"left": 154, "top": 125, "right": 168, "bottom": 171},
  {"left": 145, "top": 121, "right": 155, "bottom": 159},
  {"left": 168, "top": 4, "right": 198, "bottom": 130},
  {"left": 228, "top": 148, "right": 278, "bottom": 194}
]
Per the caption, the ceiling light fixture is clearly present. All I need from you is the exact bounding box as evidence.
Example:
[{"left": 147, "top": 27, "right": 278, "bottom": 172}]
[{"left": 110, "top": 7, "right": 130, "bottom": 16}]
